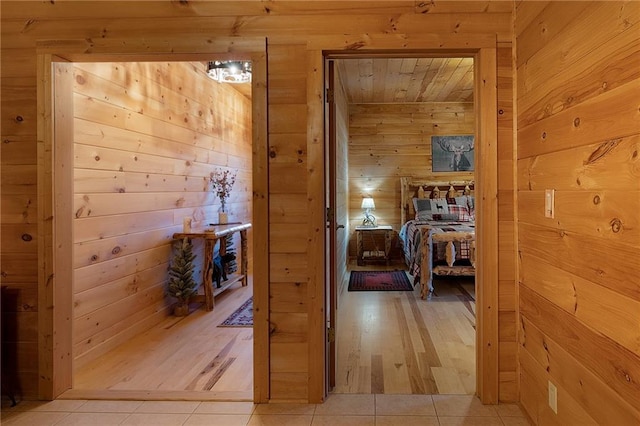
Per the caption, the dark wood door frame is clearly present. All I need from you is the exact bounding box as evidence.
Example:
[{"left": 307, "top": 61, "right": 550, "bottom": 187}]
[{"left": 326, "top": 60, "right": 338, "bottom": 391}]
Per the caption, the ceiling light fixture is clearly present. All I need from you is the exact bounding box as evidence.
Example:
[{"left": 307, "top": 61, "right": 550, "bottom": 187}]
[{"left": 207, "top": 60, "right": 252, "bottom": 84}]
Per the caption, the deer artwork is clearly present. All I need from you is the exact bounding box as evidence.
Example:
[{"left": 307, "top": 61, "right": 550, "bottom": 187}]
[{"left": 437, "top": 137, "right": 474, "bottom": 171}]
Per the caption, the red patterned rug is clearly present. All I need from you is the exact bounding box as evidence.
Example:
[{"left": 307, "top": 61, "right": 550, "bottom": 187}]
[{"left": 348, "top": 270, "right": 413, "bottom": 292}]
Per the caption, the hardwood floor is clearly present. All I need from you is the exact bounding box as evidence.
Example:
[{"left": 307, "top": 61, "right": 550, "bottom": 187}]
[
  {"left": 335, "top": 264, "right": 475, "bottom": 395},
  {"left": 72, "top": 280, "right": 254, "bottom": 401},
  {"left": 72, "top": 266, "right": 475, "bottom": 400}
]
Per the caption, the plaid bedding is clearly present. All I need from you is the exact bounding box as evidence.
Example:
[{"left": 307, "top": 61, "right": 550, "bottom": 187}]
[
  {"left": 399, "top": 219, "right": 475, "bottom": 278},
  {"left": 447, "top": 204, "right": 472, "bottom": 222}
]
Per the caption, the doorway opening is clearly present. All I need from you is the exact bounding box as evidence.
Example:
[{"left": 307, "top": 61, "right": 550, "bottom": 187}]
[
  {"left": 38, "top": 47, "right": 269, "bottom": 402},
  {"left": 325, "top": 52, "right": 489, "bottom": 397},
  {"left": 69, "top": 60, "right": 254, "bottom": 398}
]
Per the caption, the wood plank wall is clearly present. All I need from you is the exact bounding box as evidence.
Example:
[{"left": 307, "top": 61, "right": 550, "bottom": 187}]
[
  {"left": 267, "top": 42, "right": 311, "bottom": 401},
  {"left": 515, "top": 2, "right": 640, "bottom": 424},
  {"left": 347, "top": 102, "right": 474, "bottom": 257},
  {"left": 0, "top": 0, "right": 514, "bottom": 402},
  {"left": 496, "top": 43, "right": 517, "bottom": 402},
  {"left": 70, "top": 61, "right": 253, "bottom": 368}
]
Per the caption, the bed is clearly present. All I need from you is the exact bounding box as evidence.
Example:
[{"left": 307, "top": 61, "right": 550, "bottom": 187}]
[{"left": 399, "top": 177, "right": 476, "bottom": 299}]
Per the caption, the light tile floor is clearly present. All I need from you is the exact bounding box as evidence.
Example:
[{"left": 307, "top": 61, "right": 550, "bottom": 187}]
[{"left": 1, "top": 394, "right": 530, "bottom": 426}]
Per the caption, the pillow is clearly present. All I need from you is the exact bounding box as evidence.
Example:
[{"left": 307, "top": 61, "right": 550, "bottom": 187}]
[
  {"left": 413, "top": 197, "right": 433, "bottom": 213},
  {"left": 416, "top": 211, "right": 458, "bottom": 221},
  {"left": 413, "top": 197, "right": 450, "bottom": 221},
  {"left": 431, "top": 198, "right": 449, "bottom": 214},
  {"left": 448, "top": 204, "right": 472, "bottom": 222},
  {"left": 455, "top": 196, "right": 475, "bottom": 215},
  {"left": 434, "top": 213, "right": 458, "bottom": 221},
  {"left": 416, "top": 210, "right": 434, "bottom": 221}
]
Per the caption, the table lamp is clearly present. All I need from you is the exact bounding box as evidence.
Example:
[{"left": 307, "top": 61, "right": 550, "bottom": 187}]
[{"left": 361, "top": 197, "right": 376, "bottom": 227}]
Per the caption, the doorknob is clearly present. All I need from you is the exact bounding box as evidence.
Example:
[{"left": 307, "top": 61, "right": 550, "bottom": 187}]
[{"left": 337, "top": 224, "right": 345, "bottom": 229}]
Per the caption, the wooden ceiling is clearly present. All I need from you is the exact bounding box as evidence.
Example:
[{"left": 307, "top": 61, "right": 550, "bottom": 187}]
[
  {"left": 211, "top": 56, "right": 474, "bottom": 103},
  {"left": 336, "top": 57, "right": 474, "bottom": 104}
]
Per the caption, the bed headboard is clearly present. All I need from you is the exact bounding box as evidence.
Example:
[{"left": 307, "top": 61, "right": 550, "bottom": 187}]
[{"left": 400, "top": 177, "right": 475, "bottom": 224}]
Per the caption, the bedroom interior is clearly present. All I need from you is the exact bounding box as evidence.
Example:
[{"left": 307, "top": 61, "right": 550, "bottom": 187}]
[
  {"left": 332, "top": 56, "right": 479, "bottom": 395},
  {"left": 2, "top": 3, "right": 639, "bottom": 424}
]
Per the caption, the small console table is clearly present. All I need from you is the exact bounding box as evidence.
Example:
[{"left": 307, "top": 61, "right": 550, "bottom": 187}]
[{"left": 173, "top": 222, "right": 251, "bottom": 311}]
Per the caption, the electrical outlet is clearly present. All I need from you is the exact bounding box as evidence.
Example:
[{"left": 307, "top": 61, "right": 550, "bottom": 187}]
[
  {"left": 548, "top": 381, "right": 558, "bottom": 414},
  {"left": 545, "top": 189, "right": 555, "bottom": 218}
]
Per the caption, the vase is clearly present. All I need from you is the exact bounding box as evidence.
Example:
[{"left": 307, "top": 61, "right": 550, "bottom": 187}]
[
  {"left": 174, "top": 301, "right": 190, "bottom": 317},
  {"left": 182, "top": 217, "right": 192, "bottom": 233},
  {"left": 218, "top": 211, "right": 228, "bottom": 224}
]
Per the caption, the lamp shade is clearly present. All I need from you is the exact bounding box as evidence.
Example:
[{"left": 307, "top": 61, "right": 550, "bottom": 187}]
[{"left": 361, "top": 197, "right": 375, "bottom": 210}]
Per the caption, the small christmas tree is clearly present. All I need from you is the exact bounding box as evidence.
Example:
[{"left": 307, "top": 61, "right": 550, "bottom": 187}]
[{"left": 167, "top": 238, "right": 198, "bottom": 314}]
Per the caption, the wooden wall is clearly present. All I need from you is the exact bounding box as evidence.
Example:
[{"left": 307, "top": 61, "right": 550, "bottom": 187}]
[
  {"left": 0, "top": 1, "right": 514, "bottom": 402},
  {"left": 267, "top": 41, "right": 311, "bottom": 400},
  {"left": 515, "top": 2, "right": 640, "bottom": 424},
  {"left": 496, "top": 43, "right": 517, "bottom": 402},
  {"left": 70, "top": 61, "right": 252, "bottom": 368},
  {"left": 347, "top": 102, "right": 474, "bottom": 257}
]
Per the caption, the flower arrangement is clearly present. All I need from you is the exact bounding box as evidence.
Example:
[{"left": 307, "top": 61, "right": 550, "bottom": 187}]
[{"left": 210, "top": 168, "right": 237, "bottom": 212}]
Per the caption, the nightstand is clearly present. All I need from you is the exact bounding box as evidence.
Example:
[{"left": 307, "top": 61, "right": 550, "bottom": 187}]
[{"left": 355, "top": 225, "right": 393, "bottom": 266}]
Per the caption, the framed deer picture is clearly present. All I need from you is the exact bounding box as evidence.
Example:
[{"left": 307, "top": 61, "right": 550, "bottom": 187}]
[{"left": 431, "top": 135, "right": 475, "bottom": 172}]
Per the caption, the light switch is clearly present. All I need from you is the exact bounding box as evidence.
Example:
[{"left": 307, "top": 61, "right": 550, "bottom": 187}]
[{"left": 545, "top": 189, "right": 555, "bottom": 218}]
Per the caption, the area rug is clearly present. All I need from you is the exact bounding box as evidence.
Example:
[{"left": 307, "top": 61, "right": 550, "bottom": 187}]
[
  {"left": 218, "top": 297, "right": 253, "bottom": 327},
  {"left": 348, "top": 270, "right": 413, "bottom": 292}
]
